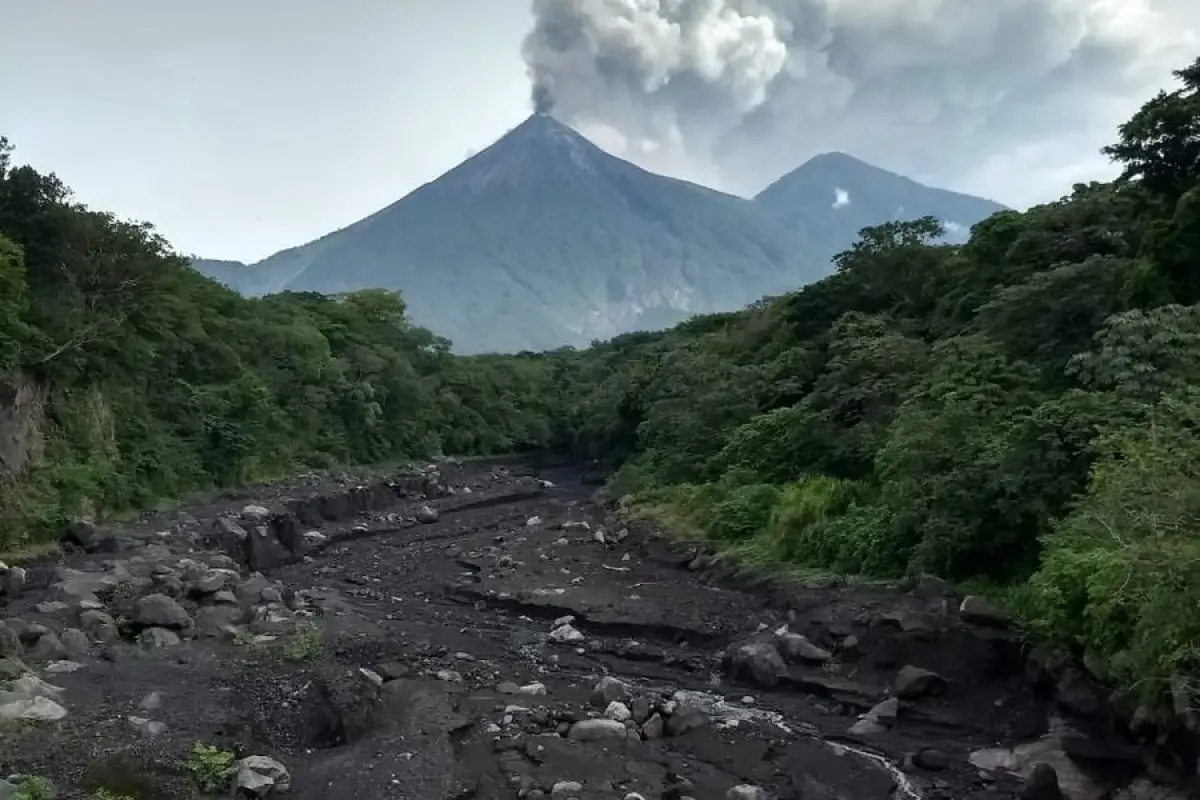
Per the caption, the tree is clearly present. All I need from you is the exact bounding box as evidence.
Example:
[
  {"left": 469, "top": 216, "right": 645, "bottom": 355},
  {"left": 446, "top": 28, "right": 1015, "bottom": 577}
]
[{"left": 1103, "top": 57, "right": 1200, "bottom": 203}]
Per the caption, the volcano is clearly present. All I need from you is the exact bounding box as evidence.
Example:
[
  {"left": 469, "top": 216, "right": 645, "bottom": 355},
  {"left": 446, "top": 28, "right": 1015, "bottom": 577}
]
[{"left": 192, "top": 114, "right": 815, "bottom": 353}]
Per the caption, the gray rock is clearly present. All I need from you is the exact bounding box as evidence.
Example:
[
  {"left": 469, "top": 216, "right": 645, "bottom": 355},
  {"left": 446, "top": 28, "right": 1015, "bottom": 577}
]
[
  {"left": 126, "top": 715, "right": 168, "bottom": 738},
  {"left": 260, "top": 587, "right": 283, "bottom": 604},
  {"left": 2, "top": 565, "right": 26, "bottom": 597},
  {"left": 138, "top": 628, "right": 182, "bottom": 649},
  {"left": 49, "top": 567, "right": 121, "bottom": 606},
  {"left": 236, "top": 575, "right": 272, "bottom": 602},
  {"left": 914, "top": 747, "right": 950, "bottom": 771},
  {"left": 35, "top": 601, "right": 70, "bottom": 614},
  {"left": 0, "top": 657, "right": 27, "bottom": 680},
  {"left": 605, "top": 701, "right": 632, "bottom": 721},
  {"left": 59, "top": 628, "right": 91, "bottom": 659},
  {"left": 551, "top": 781, "right": 583, "bottom": 800},
  {"left": 241, "top": 504, "right": 271, "bottom": 522},
  {"left": 0, "top": 622, "right": 23, "bottom": 659},
  {"left": 139, "top": 691, "right": 164, "bottom": 711},
  {"left": 188, "top": 571, "right": 228, "bottom": 595},
  {"left": 725, "top": 642, "right": 789, "bottom": 688},
  {"left": 0, "top": 675, "right": 68, "bottom": 722},
  {"left": 0, "top": 694, "right": 67, "bottom": 722},
  {"left": 134, "top": 594, "right": 191, "bottom": 630},
  {"left": 727, "top": 786, "right": 769, "bottom": 800},
  {"left": 376, "top": 662, "right": 411, "bottom": 681},
  {"left": 894, "top": 665, "right": 947, "bottom": 699},
  {"left": 775, "top": 632, "right": 832, "bottom": 664},
  {"left": 217, "top": 516, "right": 249, "bottom": 541},
  {"left": 79, "top": 610, "right": 119, "bottom": 644},
  {"left": 25, "top": 632, "right": 66, "bottom": 663},
  {"left": 17, "top": 621, "right": 51, "bottom": 643},
  {"left": 151, "top": 573, "right": 183, "bottom": 597},
  {"left": 847, "top": 718, "right": 888, "bottom": 736},
  {"left": 416, "top": 505, "right": 440, "bottom": 524},
  {"left": 641, "top": 713, "right": 665, "bottom": 740},
  {"left": 1021, "top": 762, "right": 1063, "bottom": 800},
  {"left": 567, "top": 718, "right": 631, "bottom": 742},
  {"left": 235, "top": 755, "right": 290, "bottom": 795},
  {"left": 194, "top": 606, "right": 244, "bottom": 639},
  {"left": 863, "top": 697, "right": 899, "bottom": 727},
  {"left": 960, "top": 596, "right": 1008, "bottom": 627},
  {"left": 207, "top": 554, "right": 240, "bottom": 571},
  {"left": 590, "top": 676, "right": 630, "bottom": 708},
  {"left": 665, "top": 693, "right": 710, "bottom": 736},
  {"left": 549, "top": 623, "right": 584, "bottom": 643},
  {"left": 912, "top": 573, "right": 953, "bottom": 598}
]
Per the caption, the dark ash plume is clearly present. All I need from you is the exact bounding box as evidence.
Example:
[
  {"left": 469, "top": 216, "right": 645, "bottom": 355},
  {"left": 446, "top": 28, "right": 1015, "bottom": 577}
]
[
  {"left": 520, "top": 0, "right": 1195, "bottom": 205},
  {"left": 532, "top": 83, "right": 554, "bottom": 114}
]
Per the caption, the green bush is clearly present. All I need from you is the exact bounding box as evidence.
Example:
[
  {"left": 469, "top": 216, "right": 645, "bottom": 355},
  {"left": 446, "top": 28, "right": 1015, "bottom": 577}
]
[
  {"left": 708, "top": 482, "right": 780, "bottom": 541},
  {"left": 1027, "top": 401, "right": 1200, "bottom": 711}
]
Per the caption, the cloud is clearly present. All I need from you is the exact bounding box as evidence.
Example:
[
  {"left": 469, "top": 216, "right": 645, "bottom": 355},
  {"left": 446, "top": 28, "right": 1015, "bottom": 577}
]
[
  {"left": 522, "top": 0, "right": 1199, "bottom": 207},
  {"left": 832, "top": 187, "right": 849, "bottom": 208}
]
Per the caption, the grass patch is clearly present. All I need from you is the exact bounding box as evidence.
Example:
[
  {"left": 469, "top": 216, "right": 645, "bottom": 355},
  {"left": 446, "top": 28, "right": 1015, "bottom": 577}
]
[
  {"left": 183, "top": 742, "right": 236, "bottom": 795},
  {"left": 0, "top": 539, "right": 61, "bottom": 565},
  {"left": 234, "top": 623, "right": 325, "bottom": 666},
  {"left": 88, "top": 791, "right": 138, "bottom": 800},
  {"left": 11, "top": 776, "right": 55, "bottom": 800},
  {"left": 280, "top": 626, "right": 324, "bottom": 664},
  {"left": 620, "top": 475, "right": 895, "bottom": 589}
]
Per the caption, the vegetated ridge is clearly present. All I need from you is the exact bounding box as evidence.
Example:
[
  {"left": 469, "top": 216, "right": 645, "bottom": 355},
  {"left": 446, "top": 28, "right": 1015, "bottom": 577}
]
[
  {"left": 1, "top": 56, "right": 1198, "bottom": 788},
  {"left": 191, "top": 114, "right": 1005, "bottom": 354}
]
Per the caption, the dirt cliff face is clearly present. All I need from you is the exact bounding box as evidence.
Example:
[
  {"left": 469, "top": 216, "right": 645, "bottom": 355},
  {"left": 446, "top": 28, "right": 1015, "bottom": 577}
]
[{"left": 0, "top": 377, "right": 46, "bottom": 478}]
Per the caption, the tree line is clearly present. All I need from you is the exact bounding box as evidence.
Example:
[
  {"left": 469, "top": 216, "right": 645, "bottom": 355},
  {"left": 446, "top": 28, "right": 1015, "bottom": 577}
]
[{"left": 0, "top": 138, "right": 560, "bottom": 542}]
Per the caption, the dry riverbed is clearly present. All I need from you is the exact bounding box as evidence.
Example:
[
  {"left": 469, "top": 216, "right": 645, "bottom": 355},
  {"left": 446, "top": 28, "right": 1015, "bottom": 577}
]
[{"left": 0, "top": 459, "right": 1189, "bottom": 799}]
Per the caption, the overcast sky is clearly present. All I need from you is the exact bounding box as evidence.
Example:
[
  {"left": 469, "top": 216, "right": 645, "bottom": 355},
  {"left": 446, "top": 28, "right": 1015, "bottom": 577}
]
[{"left": 2, "top": 1, "right": 1198, "bottom": 263}]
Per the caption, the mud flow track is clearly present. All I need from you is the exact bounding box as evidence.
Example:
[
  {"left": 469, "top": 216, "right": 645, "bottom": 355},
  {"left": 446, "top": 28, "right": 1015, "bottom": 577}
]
[{"left": 0, "top": 460, "right": 1180, "bottom": 799}]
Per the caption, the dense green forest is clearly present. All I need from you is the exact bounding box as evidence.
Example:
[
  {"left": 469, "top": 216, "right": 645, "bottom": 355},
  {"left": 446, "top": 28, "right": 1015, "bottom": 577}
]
[
  {"left": 551, "top": 57, "right": 1200, "bottom": 719},
  {"left": 1, "top": 57, "right": 1198, "bottom": 721},
  {"left": 0, "top": 138, "right": 560, "bottom": 543}
]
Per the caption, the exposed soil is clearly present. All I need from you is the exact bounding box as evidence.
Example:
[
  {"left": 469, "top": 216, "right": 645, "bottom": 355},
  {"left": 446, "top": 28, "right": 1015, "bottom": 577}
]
[{"left": 0, "top": 458, "right": 1189, "bottom": 799}]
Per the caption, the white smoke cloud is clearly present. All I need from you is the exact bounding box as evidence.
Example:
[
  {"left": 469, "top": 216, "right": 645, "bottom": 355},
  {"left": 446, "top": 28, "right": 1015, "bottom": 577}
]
[
  {"left": 523, "top": 0, "right": 1199, "bottom": 206},
  {"left": 832, "top": 187, "right": 849, "bottom": 208}
]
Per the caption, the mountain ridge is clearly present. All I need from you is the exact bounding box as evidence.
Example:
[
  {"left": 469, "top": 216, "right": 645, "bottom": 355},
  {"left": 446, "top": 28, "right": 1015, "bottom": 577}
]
[
  {"left": 754, "top": 150, "right": 1008, "bottom": 254},
  {"left": 193, "top": 116, "right": 1005, "bottom": 352}
]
